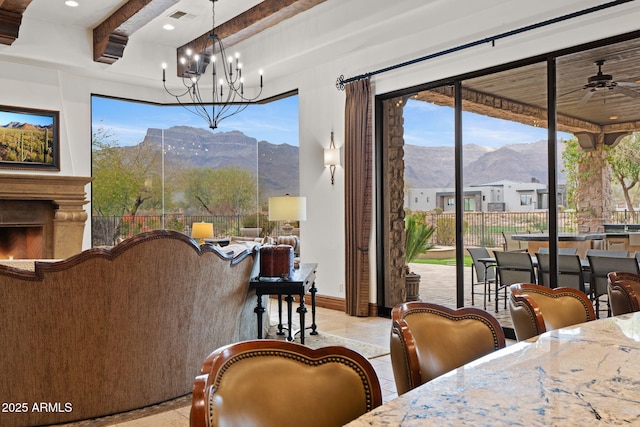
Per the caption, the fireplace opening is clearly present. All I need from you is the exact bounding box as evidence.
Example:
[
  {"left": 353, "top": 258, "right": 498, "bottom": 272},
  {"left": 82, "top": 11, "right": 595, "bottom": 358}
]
[
  {"left": 0, "top": 226, "right": 44, "bottom": 259},
  {"left": 0, "top": 200, "right": 54, "bottom": 259}
]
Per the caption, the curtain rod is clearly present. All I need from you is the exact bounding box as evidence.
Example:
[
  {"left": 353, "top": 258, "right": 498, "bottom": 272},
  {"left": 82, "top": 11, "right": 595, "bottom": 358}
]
[{"left": 335, "top": 0, "right": 635, "bottom": 90}]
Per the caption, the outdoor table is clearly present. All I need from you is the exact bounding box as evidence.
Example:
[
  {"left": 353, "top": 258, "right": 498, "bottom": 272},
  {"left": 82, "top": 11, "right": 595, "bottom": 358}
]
[{"left": 512, "top": 233, "right": 606, "bottom": 258}]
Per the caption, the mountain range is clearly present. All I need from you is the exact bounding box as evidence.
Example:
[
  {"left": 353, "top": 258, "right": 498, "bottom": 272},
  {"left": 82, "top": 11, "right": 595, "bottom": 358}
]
[
  {"left": 142, "top": 126, "right": 300, "bottom": 198},
  {"left": 405, "top": 140, "right": 565, "bottom": 188},
  {"left": 140, "top": 127, "right": 564, "bottom": 195},
  {"left": 1, "top": 121, "right": 53, "bottom": 131}
]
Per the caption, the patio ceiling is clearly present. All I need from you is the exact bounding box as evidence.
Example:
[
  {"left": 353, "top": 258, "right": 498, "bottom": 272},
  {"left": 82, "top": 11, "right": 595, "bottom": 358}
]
[{"left": 415, "top": 36, "right": 640, "bottom": 139}]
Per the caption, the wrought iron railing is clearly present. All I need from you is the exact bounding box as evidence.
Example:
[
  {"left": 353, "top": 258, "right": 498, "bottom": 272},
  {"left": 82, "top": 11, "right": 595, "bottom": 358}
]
[
  {"left": 425, "top": 211, "right": 578, "bottom": 248},
  {"left": 93, "top": 210, "right": 638, "bottom": 248},
  {"left": 92, "top": 214, "right": 243, "bottom": 247}
]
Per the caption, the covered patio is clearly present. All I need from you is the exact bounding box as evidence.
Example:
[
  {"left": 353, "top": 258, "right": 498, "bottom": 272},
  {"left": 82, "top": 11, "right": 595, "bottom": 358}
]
[
  {"left": 377, "top": 30, "right": 640, "bottom": 314},
  {"left": 411, "top": 260, "right": 613, "bottom": 333},
  {"left": 410, "top": 262, "right": 515, "bottom": 331}
]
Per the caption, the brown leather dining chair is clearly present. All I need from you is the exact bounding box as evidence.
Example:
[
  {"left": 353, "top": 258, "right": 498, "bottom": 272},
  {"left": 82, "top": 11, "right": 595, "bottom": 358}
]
[
  {"left": 509, "top": 283, "right": 596, "bottom": 341},
  {"left": 190, "top": 339, "right": 382, "bottom": 427},
  {"left": 390, "top": 302, "right": 505, "bottom": 395},
  {"left": 608, "top": 271, "right": 640, "bottom": 316}
]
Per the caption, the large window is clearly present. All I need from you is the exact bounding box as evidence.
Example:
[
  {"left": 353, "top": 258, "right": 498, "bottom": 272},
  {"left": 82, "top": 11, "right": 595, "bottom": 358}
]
[
  {"left": 91, "top": 94, "right": 299, "bottom": 246},
  {"left": 380, "top": 32, "right": 640, "bottom": 311}
]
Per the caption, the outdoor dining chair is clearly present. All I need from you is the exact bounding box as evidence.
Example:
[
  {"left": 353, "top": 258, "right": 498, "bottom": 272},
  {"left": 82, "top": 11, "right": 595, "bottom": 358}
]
[
  {"left": 467, "top": 247, "right": 497, "bottom": 310},
  {"left": 536, "top": 253, "right": 588, "bottom": 295},
  {"left": 494, "top": 251, "right": 536, "bottom": 313},
  {"left": 536, "top": 247, "right": 578, "bottom": 255},
  {"left": 501, "top": 231, "right": 527, "bottom": 252},
  {"left": 585, "top": 249, "right": 629, "bottom": 258}
]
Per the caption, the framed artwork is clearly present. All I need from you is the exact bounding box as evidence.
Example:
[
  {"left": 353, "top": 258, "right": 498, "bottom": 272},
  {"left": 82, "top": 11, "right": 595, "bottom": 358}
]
[{"left": 0, "top": 105, "right": 59, "bottom": 170}]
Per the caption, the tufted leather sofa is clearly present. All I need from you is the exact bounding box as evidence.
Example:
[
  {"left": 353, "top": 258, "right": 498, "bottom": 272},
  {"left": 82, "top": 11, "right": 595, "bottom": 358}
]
[{"left": 0, "top": 230, "right": 263, "bottom": 427}]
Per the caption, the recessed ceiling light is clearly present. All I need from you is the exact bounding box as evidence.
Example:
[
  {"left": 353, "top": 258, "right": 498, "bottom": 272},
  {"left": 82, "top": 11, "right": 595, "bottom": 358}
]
[
  {"left": 65, "top": 1, "right": 79, "bottom": 7},
  {"left": 610, "top": 115, "right": 619, "bottom": 120},
  {"left": 163, "top": 23, "right": 175, "bottom": 31}
]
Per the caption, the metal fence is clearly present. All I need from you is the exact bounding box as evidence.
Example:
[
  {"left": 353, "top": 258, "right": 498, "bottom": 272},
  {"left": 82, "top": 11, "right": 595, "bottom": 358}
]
[
  {"left": 92, "top": 214, "right": 245, "bottom": 247},
  {"left": 93, "top": 210, "right": 639, "bottom": 248},
  {"left": 425, "top": 210, "right": 640, "bottom": 247}
]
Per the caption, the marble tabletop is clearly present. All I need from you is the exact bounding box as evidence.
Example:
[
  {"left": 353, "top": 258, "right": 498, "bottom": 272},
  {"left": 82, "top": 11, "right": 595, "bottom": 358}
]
[{"left": 347, "top": 312, "right": 640, "bottom": 426}]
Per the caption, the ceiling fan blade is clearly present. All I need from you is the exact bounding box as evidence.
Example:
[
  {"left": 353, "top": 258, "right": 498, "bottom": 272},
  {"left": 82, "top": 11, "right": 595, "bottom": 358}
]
[
  {"left": 615, "top": 81, "right": 640, "bottom": 87},
  {"left": 613, "top": 86, "right": 640, "bottom": 98},
  {"left": 578, "top": 89, "right": 595, "bottom": 106},
  {"left": 558, "top": 86, "right": 585, "bottom": 98}
]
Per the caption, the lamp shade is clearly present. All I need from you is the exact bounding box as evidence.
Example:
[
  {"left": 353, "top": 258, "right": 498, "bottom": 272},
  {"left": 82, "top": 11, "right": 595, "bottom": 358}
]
[
  {"left": 191, "top": 222, "right": 214, "bottom": 240},
  {"left": 269, "top": 196, "right": 307, "bottom": 221},
  {"left": 324, "top": 147, "right": 341, "bottom": 166}
]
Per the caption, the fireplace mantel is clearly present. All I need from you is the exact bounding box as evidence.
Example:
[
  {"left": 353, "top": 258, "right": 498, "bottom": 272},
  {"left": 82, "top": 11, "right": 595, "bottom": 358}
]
[{"left": 0, "top": 174, "right": 92, "bottom": 259}]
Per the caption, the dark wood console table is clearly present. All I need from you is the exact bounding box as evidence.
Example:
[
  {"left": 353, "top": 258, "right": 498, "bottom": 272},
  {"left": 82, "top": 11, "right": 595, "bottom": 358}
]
[{"left": 253, "top": 263, "right": 318, "bottom": 344}]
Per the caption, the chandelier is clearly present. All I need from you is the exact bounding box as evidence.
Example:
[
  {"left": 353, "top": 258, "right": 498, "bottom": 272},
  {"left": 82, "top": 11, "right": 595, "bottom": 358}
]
[{"left": 162, "top": 0, "right": 263, "bottom": 130}]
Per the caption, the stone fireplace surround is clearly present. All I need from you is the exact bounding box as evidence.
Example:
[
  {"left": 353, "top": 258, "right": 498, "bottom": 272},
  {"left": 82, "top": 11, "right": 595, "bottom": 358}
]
[{"left": 0, "top": 174, "right": 91, "bottom": 259}]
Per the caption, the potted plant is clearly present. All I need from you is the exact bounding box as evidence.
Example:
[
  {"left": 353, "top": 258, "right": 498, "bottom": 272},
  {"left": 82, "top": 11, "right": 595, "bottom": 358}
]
[{"left": 405, "top": 213, "right": 436, "bottom": 301}]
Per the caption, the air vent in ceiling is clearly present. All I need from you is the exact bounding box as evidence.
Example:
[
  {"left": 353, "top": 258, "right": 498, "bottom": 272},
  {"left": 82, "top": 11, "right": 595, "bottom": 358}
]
[{"left": 168, "top": 11, "right": 188, "bottom": 19}]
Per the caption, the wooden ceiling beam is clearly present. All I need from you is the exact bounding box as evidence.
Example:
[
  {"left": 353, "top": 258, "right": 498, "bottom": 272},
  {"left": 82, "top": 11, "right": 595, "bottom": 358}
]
[
  {"left": 93, "top": 0, "right": 180, "bottom": 64},
  {"left": 0, "top": 0, "right": 33, "bottom": 45},
  {"left": 176, "top": 0, "right": 326, "bottom": 74}
]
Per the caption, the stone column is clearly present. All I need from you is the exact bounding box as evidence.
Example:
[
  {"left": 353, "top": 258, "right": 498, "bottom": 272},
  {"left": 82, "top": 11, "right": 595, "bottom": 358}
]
[
  {"left": 382, "top": 96, "right": 408, "bottom": 307},
  {"left": 576, "top": 134, "right": 612, "bottom": 233}
]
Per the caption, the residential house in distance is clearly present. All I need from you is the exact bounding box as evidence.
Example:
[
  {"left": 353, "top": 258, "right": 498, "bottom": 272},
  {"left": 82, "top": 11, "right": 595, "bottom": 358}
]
[{"left": 406, "top": 179, "right": 566, "bottom": 212}]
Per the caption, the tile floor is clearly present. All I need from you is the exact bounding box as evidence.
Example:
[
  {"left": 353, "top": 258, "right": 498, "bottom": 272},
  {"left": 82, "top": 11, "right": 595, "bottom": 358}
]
[{"left": 90, "top": 263, "right": 530, "bottom": 426}]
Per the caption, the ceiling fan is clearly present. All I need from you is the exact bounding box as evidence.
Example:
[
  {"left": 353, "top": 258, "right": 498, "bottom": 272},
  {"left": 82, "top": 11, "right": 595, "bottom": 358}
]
[{"left": 577, "top": 59, "right": 640, "bottom": 106}]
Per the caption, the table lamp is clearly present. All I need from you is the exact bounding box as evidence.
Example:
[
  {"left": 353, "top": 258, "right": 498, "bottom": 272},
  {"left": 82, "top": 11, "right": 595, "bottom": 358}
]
[
  {"left": 191, "top": 222, "right": 214, "bottom": 244},
  {"left": 268, "top": 195, "right": 307, "bottom": 236}
]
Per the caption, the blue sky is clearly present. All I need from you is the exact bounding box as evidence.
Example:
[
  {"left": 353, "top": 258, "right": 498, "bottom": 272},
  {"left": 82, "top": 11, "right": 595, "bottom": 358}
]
[
  {"left": 91, "top": 95, "right": 571, "bottom": 149},
  {"left": 403, "top": 99, "right": 572, "bottom": 148},
  {"left": 0, "top": 110, "right": 54, "bottom": 127},
  {"left": 91, "top": 95, "right": 299, "bottom": 147}
]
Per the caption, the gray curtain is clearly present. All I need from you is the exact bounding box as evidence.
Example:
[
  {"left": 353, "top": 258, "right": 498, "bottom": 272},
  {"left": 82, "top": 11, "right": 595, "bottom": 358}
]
[{"left": 344, "top": 78, "right": 372, "bottom": 316}]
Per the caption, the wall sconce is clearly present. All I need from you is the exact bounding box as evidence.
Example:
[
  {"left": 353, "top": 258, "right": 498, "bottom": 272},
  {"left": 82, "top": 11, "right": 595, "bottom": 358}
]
[
  {"left": 191, "top": 222, "right": 214, "bottom": 245},
  {"left": 324, "top": 131, "right": 341, "bottom": 185}
]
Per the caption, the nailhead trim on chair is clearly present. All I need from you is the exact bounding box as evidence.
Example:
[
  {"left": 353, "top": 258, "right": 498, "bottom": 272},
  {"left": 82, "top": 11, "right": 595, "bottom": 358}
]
[
  {"left": 510, "top": 285, "right": 597, "bottom": 340},
  {"left": 509, "top": 296, "right": 538, "bottom": 334},
  {"left": 390, "top": 320, "right": 415, "bottom": 390},
  {"left": 207, "top": 348, "right": 377, "bottom": 423},
  {"left": 523, "top": 287, "right": 595, "bottom": 321},
  {"left": 402, "top": 307, "right": 504, "bottom": 350}
]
